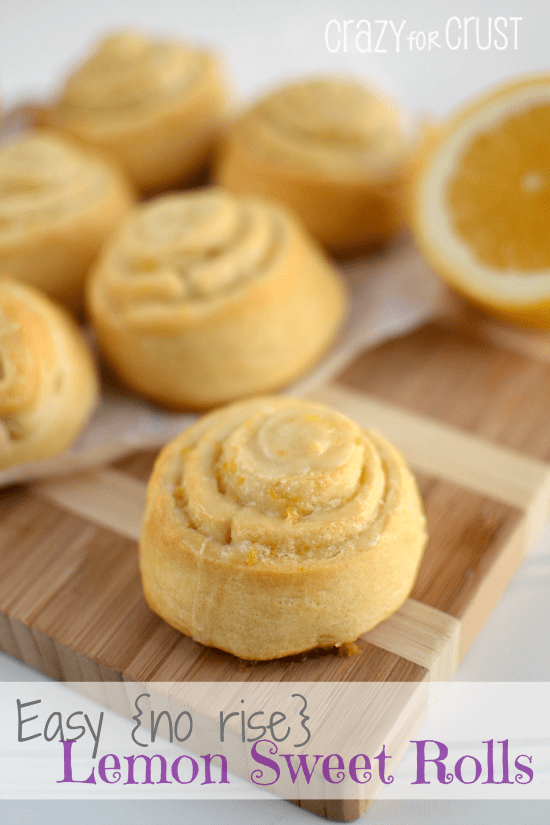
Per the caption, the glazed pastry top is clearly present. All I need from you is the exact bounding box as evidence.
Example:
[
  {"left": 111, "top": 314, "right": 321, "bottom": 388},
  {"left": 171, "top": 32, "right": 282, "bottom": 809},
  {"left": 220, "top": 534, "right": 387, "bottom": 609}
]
[
  {"left": 0, "top": 132, "right": 124, "bottom": 243},
  {"left": 153, "top": 396, "right": 427, "bottom": 564},
  {"left": 56, "top": 32, "right": 218, "bottom": 119},
  {"left": 90, "top": 188, "right": 292, "bottom": 330},
  {"left": 231, "top": 78, "right": 407, "bottom": 176}
]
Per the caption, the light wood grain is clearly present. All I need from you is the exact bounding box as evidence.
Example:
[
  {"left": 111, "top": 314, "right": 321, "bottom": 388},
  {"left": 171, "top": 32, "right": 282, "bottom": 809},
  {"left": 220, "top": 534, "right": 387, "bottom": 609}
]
[
  {"left": 363, "top": 599, "right": 460, "bottom": 682},
  {"left": 440, "top": 293, "right": 550, "bottom": 364},
  {"left": 338, "top": 321, "right": 550, "bottom": 463}
]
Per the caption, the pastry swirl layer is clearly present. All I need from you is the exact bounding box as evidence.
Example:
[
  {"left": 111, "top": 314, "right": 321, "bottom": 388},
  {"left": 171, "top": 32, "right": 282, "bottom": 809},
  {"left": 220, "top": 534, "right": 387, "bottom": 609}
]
[
  {"left": 59, "top": 32, "right": 211, "bottom": 120},
  {"left": 0, "top": 280, "right": 98, "bottom": 468},
  {"left": 217, "top": 77, "right": 409, "bottom": 256},
  {"left": 97, "top": 189, "right": 282, "bottom": 330},
  {"left": 173, "top": 399, "right": 413, "bottom": 557},
  {"left": 42, "top": 32, "right": 227, "bottom": 193},
  {"left": 0, "top": 131, "right": 125, "bottom": 240},
  {"left": 0, "top": 131, "right": 133, "bottom": 309},
  {"left": 234, "top": 78, "right": 406, "bottom": 176},
  {"left": 88, "top": 188, "right": 346, "bottom": 409},
  {"left": 140, "top": 397, "right": 428, "bottom": 659}
]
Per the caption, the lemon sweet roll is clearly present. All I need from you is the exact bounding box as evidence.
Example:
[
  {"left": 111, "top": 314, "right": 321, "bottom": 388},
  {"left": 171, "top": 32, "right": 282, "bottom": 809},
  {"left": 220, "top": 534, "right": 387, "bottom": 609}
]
[
  {"left": 217, "top": 77, "right": 409, "bottom": 257},
  {"left": 0, "top": 280, "right": 98, "bottom": 469},
  {"left": 41, "top": 32, "right": 228, "bottom": 193},
  {"left": 139, "top": 396, "right": 428, "bottom": 660},
  {"left": 87, "top": 188, "right": 346, "bottom": 410},
  {"left": 0, "top": 131, "right": 133, "bottom": 311}
]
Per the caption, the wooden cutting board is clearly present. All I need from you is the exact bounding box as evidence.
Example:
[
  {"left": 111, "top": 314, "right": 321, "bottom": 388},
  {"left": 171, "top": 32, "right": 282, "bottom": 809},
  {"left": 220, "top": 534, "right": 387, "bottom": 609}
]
[{"left": 2, "top": 313, "right": 550, "bottom": 821}]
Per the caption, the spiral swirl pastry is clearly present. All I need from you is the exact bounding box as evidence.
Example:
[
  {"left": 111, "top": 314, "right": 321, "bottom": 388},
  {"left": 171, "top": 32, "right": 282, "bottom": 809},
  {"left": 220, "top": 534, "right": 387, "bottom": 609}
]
[
  {"left": 0, "top": 131, "right": 133, "bottom": 310},
  {"left": 232, "top": 78, "right": 405, "bottom": 174},
  {"left": 140, "top": 396, "right": 427, "bottom": 660},
  {"left": 0, "top": 280, "right": 98, "bottom": 469},
  {"left": 217, "top": 77, "right": 409, "bottom": 256},
  {"left": 87, "top": 188, "right": 346, "bottom": 410},
  {"left": 41, "top": 32, "right": 227, "bottom": 193}
]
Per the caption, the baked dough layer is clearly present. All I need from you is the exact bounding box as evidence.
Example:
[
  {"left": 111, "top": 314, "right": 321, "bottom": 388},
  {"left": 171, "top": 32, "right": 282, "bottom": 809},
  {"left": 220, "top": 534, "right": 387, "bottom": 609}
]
[
  {"left": 217, "top": 78, "right": 409, "bottom": 256},
  {"left": 87, "top": 188, "right": 346, "bottom": 410},
  {"left": 0, "top": 131, "right": 133, "bottom": 310},
  {"left": 140, "top": 396, "right": 427, "bottom": 660},
  {"left": 0, "top": 280, "right": 98, "bottom": 469},
  {"left": 41, "top": 32, "right": 227, "bottom": 193}
]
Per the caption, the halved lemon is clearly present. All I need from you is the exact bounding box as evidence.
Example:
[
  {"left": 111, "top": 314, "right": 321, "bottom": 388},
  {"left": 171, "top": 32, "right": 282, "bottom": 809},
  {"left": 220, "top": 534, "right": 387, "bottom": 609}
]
[{"left": 411, "top": 75, "right": 550, "bottom": 328}]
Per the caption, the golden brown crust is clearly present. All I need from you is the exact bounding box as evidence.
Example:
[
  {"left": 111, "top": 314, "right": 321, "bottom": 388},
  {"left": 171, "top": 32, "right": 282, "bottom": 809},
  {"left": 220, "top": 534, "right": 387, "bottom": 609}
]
[
  {"left": 87, "top": 187, "right": 347, "bottom": 410},
  {"left": 217, "top": 77, "right": 409, "bottom": 256},
  {"left": 40, "top": 32, "right": 228, "bottom": 194},
  {"left": 0, "top": 130, "right": 134, "bottom": 311},
  {"left": 139, "top": 396, "right": 428, "bottom": 660},
  {"left": 0, "top": 280, "right": 98, "bottom": 469}
]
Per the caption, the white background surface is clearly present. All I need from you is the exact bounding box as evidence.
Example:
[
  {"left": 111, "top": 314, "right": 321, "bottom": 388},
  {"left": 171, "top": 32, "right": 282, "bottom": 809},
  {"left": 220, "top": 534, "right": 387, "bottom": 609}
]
[{"left": 1, "top": 0, "right": 550, "bottom": 822}]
